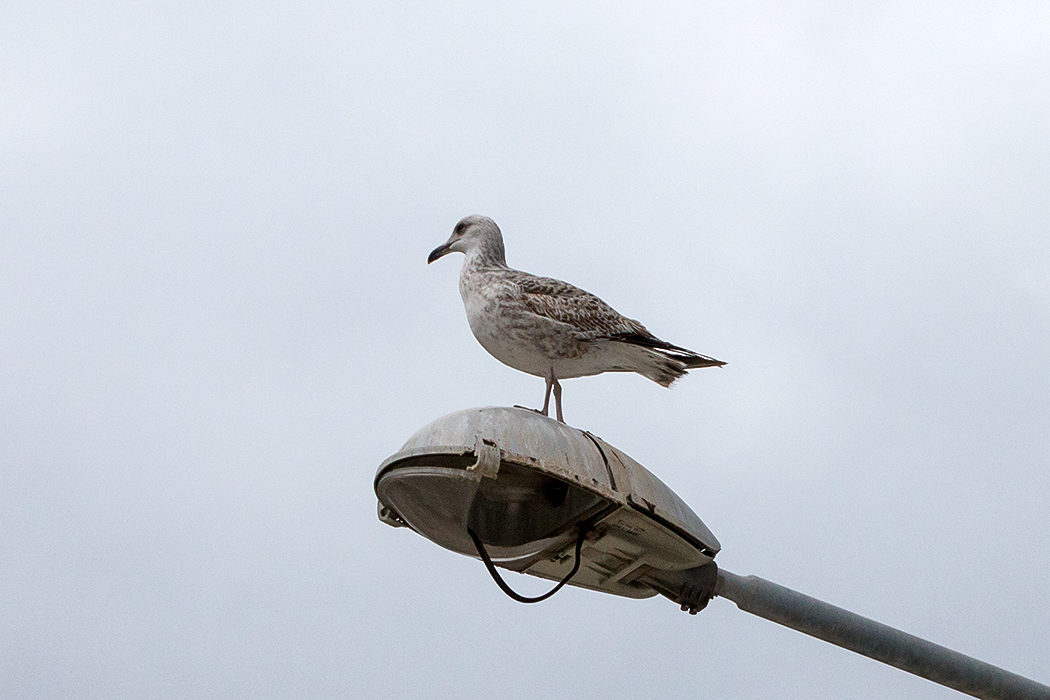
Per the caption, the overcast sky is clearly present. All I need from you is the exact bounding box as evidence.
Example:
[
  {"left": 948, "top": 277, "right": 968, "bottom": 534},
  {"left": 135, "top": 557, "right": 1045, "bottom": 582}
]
[{"left": 3, "top": 2, "right": 1049, "bottom": 698}]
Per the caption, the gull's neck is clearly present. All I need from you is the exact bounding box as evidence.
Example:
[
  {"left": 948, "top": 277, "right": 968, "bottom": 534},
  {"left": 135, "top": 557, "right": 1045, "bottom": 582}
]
[{"left": 462, "top": 239, "right": 508, "bottom": 272}]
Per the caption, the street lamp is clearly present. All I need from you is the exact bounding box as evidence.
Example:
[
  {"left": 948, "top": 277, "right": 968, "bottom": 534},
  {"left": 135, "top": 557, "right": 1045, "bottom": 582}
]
[{"left": 375, "top": 407, "right": 1049, "bottom": 700}]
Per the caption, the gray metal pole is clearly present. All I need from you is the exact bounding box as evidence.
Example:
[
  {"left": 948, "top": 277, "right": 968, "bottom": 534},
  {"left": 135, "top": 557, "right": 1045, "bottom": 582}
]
[{"left": 716, "top": 569, "right": 1050, "bottom": 700}]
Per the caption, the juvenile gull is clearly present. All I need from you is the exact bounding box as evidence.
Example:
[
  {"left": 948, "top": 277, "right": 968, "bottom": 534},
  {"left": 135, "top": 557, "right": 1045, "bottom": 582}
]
[{"left": 428, "top": 215, "right": 725, "bottom": 423}]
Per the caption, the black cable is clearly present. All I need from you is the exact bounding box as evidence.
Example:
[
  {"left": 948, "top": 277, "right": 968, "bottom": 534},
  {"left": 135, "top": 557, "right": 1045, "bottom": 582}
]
[{"left": 467, "top": 526, "right": 586, "bottom": 604}]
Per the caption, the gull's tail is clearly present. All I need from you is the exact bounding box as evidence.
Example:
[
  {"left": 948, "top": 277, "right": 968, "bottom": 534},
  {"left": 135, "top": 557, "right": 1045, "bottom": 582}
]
[
  {"left": 607, "top": 332, "right": 726, "bottom": 387},
  {"left": 612, "top": 332, "right": 725, "bottom": 368}
]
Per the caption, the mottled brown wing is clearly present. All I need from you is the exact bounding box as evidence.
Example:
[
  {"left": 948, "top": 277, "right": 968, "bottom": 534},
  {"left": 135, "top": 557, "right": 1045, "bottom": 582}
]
[{"left": 513, "top": 273, "right": 652, "bottom": 340}]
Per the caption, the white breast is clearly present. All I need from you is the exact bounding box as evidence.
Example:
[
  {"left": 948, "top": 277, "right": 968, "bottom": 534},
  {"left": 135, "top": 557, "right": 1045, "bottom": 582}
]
[{"left": 458, "top": 266, "right": 614, "bottom": 380}]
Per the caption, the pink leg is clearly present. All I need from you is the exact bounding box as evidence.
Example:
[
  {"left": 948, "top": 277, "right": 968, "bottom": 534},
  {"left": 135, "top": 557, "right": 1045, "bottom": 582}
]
[
  {"left": 552, "top": 374, "right": 564, "bottom": 423},
  {"left": 540, "top": 371, "right": 554, "bottom": 416},
  {"left": 514, "top": 369, "right": 562, "bottom": 421}
]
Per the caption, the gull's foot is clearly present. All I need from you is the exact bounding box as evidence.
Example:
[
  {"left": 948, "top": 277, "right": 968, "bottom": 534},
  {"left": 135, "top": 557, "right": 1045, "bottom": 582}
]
[
  {"left": 512, "top": 405, "right": 566, "bottom": 424},
  {"left": 512, "top": 402, "right": 571, "bottom": 423}
]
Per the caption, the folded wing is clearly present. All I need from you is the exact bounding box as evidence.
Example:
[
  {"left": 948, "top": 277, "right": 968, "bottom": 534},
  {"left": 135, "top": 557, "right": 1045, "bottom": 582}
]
[{"left": 514, "top": 274, "right": 725, "bottom": 369}]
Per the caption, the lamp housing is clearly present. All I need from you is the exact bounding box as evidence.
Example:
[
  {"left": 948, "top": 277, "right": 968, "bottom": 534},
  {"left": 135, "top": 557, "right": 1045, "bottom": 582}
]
[{"left": 375, "top": 407, "right": 720, "bottom": 600}]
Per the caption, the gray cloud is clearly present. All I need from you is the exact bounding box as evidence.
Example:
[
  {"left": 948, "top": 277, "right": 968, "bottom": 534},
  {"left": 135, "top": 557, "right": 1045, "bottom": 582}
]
[{"left": 2, "top": 2, "right": 1048, "bottom": 698}]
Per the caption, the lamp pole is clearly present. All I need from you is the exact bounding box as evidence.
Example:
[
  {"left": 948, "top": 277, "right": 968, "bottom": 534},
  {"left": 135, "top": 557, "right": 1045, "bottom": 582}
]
[{"left": 715, "top": 569, "right": 1050, "bottom": 700}]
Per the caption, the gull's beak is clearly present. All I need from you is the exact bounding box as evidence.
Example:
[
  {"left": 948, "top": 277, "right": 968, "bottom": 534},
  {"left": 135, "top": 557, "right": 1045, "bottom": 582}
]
[{"left": 428, "top": 241, "right": 452, "bottom": 264}]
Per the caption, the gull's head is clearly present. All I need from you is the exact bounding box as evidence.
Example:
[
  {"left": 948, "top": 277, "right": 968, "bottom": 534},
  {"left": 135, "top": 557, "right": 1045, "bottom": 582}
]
[{"left": 427, "top": 215, "right": 506, "bottom": 265}]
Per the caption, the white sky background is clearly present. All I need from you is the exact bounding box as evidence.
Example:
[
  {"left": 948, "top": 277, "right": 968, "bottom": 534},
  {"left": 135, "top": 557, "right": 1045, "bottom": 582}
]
[{"left": 2, "top": 2, "right": 1049, "bottom": 698}]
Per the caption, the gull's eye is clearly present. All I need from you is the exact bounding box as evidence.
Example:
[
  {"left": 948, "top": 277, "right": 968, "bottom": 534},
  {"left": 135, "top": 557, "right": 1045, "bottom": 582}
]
[{"left": 453, "top": 222, "right": 467, "bottom": 236}]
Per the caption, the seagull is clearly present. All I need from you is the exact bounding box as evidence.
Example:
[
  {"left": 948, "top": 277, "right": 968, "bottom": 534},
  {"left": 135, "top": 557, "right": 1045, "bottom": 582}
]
[{"left": 427, "top": 215, "right": 725, "bottom": 423}]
